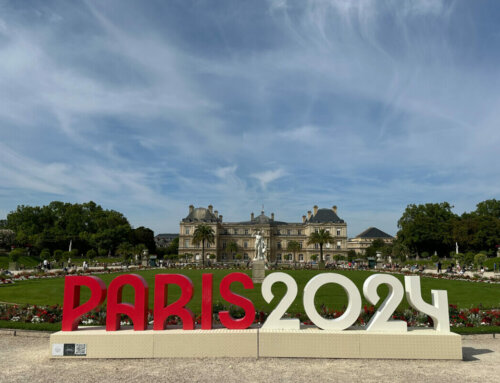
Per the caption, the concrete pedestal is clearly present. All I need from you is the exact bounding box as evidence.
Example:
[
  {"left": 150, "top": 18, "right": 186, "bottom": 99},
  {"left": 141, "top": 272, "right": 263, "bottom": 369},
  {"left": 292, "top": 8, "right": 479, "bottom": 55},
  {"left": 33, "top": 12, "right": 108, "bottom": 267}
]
[
  {"left": 252, "top": 260, "right": 265, "bottom": 283},
  {"left": 50, "top": 327, "right": 462, "bottom": 360}
]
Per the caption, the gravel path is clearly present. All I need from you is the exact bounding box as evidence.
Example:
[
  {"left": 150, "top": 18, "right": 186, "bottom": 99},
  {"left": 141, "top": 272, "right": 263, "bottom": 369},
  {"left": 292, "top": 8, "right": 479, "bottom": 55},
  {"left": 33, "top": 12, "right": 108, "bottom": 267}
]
[{"left": 1, "top": 333, "right": 499, "bottom": 383}]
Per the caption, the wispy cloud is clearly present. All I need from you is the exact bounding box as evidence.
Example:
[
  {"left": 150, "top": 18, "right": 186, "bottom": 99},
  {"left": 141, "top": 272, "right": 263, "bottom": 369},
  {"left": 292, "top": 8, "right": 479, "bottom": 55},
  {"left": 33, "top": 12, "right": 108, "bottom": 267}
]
[{"left": 0, "top": 0, "right": 499, "bottom": 236}]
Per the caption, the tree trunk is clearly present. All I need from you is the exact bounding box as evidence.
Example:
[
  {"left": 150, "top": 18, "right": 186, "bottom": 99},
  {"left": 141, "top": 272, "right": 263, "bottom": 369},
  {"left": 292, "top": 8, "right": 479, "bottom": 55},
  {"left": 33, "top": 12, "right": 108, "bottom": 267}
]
[
  {"left": 320, "top": 244, "right": 323, "bottom": 262},
  {"left": 202, "top": 241, "right": 205, "bottom": 267}
]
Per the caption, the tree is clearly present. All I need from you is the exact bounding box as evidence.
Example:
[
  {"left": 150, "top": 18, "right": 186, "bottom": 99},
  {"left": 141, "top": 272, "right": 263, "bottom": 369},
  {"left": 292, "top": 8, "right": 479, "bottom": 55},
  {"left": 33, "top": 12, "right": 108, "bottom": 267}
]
[
  {"left": 474, "top": 253, "right": 487, "bottom": 268},
  {"left": 131, "top": 226, "right": 156, "bottom": 254},
  {"left": 286, "top": 240, "right": 301, "bottom": 266},
  {"left": 0, "top": 229, "right": 15, "bottom": 249},
  {"left": 474, "top": 199, "right": 500, "bottom": 219},
  {"left": 192, "top": 224, "right": 215, "bottom": 267},
  {"left": 86, "top": 249, "right": 97, "bottom": 259},
  {"left": 307, "top": 229, "right": 334, "bottom": 264},
  {"left": 227, "top": 241, "right": 239, "bottom": 261},
  {"left": 116, "top": 242, "right": 134, "bottom": 259},
  {"left": 397, "top": 202, "right": 456, "bottom": 256},
  {"left": 9, "top": 248, "right": 25, "bottom": 263}
]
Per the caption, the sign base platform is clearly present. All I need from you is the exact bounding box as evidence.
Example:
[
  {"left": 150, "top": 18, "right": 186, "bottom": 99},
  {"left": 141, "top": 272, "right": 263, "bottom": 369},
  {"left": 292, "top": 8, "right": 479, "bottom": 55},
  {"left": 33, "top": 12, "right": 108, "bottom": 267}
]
[{"left": 50, "top": 327, "right": 462, "bottom": 360}]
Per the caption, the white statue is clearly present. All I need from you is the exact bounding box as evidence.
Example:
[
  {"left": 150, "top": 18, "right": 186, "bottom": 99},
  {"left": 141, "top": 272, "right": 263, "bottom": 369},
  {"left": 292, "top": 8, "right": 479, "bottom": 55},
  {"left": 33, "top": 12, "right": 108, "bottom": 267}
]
[{"left": 253, "top": 230, "right": 267, "bottom": 261}]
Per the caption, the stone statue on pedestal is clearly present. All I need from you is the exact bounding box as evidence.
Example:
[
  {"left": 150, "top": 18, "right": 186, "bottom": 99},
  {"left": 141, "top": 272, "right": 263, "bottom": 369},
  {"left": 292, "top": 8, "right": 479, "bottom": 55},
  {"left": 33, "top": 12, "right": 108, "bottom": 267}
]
[{"left": 253, "top": 230, "right": 267, "bottom": 261}]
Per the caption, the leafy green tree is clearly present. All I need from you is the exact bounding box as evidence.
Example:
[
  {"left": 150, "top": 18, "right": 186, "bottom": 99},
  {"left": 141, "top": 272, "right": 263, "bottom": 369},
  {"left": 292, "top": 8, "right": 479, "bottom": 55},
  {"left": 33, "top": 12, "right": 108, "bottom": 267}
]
[
  {"left": 286, "top": 240, "right": 301, "bottom": 265},
  {"left": 0, "top": 229, "right": 15, "bottom": 249},
  {"left": 40, "top": 248, "right": 51, "bottom": 260},
  {"left": 307, "top": 229, "right": 334, "bottom": 264},
  {"left": 310, "top": 254, "right": 318, "bottom": 262},
  {"left": 116, "top": 242, "right": 134, "bottom": 259},
  {"left": 9, "top": 248, "right": 26, "bottom": 263},
  {"left": 397, "top": 202, "right": 456, "bottom": 256},
  {"left": 192, "top": 224, "right": 215, "bottom": 267},
  {"left": 86, "top": 249, "right": 97, "bottom": 259},
  {"left": 166, "top": 237, "right": 179, "bottom": 255},
  {"left": 474, "top": 199, "right": 500, "bottom": 219},
  {"left": 131, "top": 226, "right": 156, "bottom": 254},
  {"left": 54, "top": 250, "right": 64, "bottom": 261},
  {"left": 474, "top": 253, "right": 487, "bottom": 268}
]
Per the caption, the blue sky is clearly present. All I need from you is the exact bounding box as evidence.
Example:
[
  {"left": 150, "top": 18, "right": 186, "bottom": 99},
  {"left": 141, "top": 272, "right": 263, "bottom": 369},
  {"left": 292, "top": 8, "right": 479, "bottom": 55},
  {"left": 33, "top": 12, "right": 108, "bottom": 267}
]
[{"left": 1, "top": 0, "right": 499, "bottom": 237}]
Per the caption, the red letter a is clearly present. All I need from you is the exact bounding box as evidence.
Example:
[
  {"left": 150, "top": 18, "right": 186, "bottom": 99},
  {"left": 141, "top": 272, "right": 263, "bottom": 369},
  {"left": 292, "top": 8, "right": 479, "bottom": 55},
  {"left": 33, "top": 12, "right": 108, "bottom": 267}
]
[
  {"left": 106, "top": 274, "right": 149, "bottom": 331},
  {"left": 154, "top": 274, "right": 194, "bottom": 330}
]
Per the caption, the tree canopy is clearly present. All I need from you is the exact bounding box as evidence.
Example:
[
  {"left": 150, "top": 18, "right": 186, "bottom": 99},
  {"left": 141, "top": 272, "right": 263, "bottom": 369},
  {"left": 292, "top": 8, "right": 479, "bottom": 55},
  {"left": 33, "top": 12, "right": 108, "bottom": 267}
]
[{"left": 5, "top": 201, "right": 155, "bottom": 255}]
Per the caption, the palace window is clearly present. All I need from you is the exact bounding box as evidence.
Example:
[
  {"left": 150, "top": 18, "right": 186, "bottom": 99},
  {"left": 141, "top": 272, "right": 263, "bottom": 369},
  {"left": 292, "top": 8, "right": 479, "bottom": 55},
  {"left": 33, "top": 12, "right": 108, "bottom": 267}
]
[
  {"left": 244, "top": 229, "right": 249, "bottom": 235},
  {"left": 337, "top": 241, "right": 341, "bottom": 249},
  {"left": 314, "top": 244, "right": 319, "bottom": 249},
  {"left": 299, "top": 241, "right": 303, "bottom": 249},
  {"left": 184, "top": 240, "right": 189, "bottom": 248},
  {"left": 234, "top": 229, "right": 238, "bottom": 235},
  {"left": 244, "top": 253, "right": 248, "bottom": 260},
  {"left": 298, "top": 229, "right": 302, "bottom": 235},
  {"left": 287, "top": 229, "right": 291, "bottom": 235},
  {"left": 277, "top": 230, "right": 281, "bottom": 235},
  {"left": 277, "top": 241, "right": 282, "bottom": 249},
  {"left": 244, "top": 241, "right": 248, "bottom": 248},
  {"left": 337, "top": 228, "right": 341, "bottom": 236},
  {"left": 299, "top": 254, "right": 304, "bottom": 261},
  {"left": 185, "top": 228, "right": 190, "bottom": 235},
  {"left": 277, "top": 254, "right": 282, "bottom": 261},
  {"left": 222, "top": 242, "right": 226, "bottom": 249}
]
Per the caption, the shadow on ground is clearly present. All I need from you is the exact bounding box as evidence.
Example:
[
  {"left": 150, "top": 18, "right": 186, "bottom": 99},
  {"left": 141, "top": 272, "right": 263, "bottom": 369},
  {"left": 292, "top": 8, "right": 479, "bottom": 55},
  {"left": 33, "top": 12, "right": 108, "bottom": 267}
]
[{"left": 462, "top": 347, "right": 494, "bottom": 361}]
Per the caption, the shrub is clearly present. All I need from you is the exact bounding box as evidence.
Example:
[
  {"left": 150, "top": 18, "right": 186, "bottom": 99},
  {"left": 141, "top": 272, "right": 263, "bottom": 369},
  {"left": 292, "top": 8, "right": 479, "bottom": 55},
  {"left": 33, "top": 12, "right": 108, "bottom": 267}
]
[
  {"left": 9, "top": 248, "right": 26, "bottom": 263},
  {"left": 98, "top": 248, "right": 107, "bottom": 257},
  {"left": 431, "top": 255, "right": 439, "bottom": 263},
  {"left": 474, "top": 253, "right": 487, "bottom": 267},
  {"left": 62, "top": 251, "right": 71, "bottom": 261},
  {"left": 40, "top": 248, "right": 51, "bottom": 260},
  {"left": 86, "top": 249, "right": 97, "bottom": 259},
  {"left": 421, "top": 251, "right": 429, "bottom": 259},
  {"left": 70, "top": 249, "right": 79, "bottom": 258},
  {"left": 53, "top": 250, "right": 63, "bottom": 261}
]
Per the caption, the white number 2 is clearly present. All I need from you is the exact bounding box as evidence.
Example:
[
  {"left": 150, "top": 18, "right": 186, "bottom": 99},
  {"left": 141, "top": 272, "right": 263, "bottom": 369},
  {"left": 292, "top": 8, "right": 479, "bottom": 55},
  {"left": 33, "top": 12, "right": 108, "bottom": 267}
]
[
  {"left": 261, "top": 272, "right": 300, "bottom": 329},
  {"left": 363, "top": 274, "right": 406, "bottom": 332}
]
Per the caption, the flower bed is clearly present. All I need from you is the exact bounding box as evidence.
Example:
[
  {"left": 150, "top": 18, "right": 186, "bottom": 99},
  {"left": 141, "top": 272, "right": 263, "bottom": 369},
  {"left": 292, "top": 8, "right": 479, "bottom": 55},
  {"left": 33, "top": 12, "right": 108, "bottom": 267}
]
[{"left": 1, "top": 303, "right": 499, "bottom": 329}]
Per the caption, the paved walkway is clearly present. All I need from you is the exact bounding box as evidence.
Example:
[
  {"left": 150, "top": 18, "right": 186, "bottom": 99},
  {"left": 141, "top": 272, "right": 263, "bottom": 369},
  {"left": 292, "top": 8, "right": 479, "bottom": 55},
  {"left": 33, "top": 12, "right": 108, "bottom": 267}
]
[{"left": 1, "top": 332, "right": 499, "bottom": 382}]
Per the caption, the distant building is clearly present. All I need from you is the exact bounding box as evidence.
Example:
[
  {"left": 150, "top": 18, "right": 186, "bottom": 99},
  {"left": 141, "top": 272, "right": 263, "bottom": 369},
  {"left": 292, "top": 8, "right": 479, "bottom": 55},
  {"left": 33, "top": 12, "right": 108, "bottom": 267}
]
[
  {"left": 178, "top": 204, "right": 348, "bottom": 263},
  {"left": 347, "top": 227, "right": 394, "bottom": 254},
  {"left": 154, "top": 233, "right": 178, "bottom": 248}
]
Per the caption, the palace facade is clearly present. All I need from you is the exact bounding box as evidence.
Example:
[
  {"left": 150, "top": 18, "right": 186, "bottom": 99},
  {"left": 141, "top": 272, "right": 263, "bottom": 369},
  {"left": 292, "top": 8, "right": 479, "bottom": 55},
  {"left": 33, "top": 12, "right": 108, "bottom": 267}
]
[
  {"left": 178, "top": 205, "right": 348, "bottom": 263},
  {"left": 347, "top": 227, "right": 394, "bottom": 255}
]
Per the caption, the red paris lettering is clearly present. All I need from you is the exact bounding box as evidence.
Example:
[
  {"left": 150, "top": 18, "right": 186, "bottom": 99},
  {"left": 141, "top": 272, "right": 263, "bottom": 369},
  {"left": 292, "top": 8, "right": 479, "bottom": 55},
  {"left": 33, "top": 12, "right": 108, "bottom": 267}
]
[
  {"left": 154, "top": 274, "right": 195, "bottom": 330},
  {"left": 219, "top": 272, "right": 255, "bottom": 329},
  {"left": 62, "top": 276, "right": 107, "bottom": 331},
  {"left": 106, "top": 274, "right": 149, "bottom": 331},
  {"left": 201, "top": 273, "right": 213, "bottom": 330}
]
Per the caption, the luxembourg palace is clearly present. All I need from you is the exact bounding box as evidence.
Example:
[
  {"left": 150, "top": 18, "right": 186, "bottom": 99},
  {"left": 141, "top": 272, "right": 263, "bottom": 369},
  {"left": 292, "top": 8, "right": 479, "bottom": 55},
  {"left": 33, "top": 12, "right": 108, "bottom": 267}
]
[{"left": 178, "top": 204, "right": 348, "bottom": 263}]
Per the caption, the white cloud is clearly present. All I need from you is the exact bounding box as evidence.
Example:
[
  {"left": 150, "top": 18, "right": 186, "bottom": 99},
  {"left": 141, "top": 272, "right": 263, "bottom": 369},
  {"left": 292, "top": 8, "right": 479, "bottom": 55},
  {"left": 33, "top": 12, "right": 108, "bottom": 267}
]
[{"left": 251, "top": 169, "right": 286, "bottom": 189}]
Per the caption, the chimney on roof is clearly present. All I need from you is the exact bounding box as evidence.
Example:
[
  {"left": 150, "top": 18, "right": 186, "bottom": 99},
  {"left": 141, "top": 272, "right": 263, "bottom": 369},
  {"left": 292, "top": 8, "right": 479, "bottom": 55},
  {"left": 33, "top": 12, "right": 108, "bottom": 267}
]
[
  {"left": 214, "top": 210, "right": 219, "bottom": 218},
  {"left": 208, "top": 205, "right": 213, "bottom": 213},
  {"left": 219, "top": 215, "right": 223, "bottom": 222},
  {"left": 251, "top": 212, "right": 254, "bottom": 220},
  {"left": 302, "top": 215, "right": 306, "bottom": 223},
  {"left": 313, "top": 205, "right": 318, "bottom": 216},
  {"left": 332, "top": 205, "right": 337, "bottom": 214},
  {"left": 271, "top": 213, "right": 274, "bottom": 221},
  {"left": 307, "top": 210, "right": 312, "bottom": 220},
  {"left": 189, "top": 205, "right": 194, "bottom": 213}
]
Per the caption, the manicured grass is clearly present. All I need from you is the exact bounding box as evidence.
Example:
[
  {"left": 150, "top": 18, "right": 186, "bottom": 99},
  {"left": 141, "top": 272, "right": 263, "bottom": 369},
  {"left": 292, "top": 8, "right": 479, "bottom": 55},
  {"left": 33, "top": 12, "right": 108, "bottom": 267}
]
[
  {"left": 1, "top": 269, "right": 499, "bottom": 314},
  {"left": 0, "top": 319, "right": 60, "bottom": 332},
  {"left": 0, "top": 255, "right": 41, "bottom": 270}
]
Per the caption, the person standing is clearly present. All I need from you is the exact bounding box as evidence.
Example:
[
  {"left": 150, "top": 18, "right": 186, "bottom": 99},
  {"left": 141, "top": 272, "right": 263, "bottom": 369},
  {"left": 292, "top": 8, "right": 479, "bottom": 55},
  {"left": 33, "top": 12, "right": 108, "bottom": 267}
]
[{"left": 437, "top": 261, "right": 442, "bottom": 274}]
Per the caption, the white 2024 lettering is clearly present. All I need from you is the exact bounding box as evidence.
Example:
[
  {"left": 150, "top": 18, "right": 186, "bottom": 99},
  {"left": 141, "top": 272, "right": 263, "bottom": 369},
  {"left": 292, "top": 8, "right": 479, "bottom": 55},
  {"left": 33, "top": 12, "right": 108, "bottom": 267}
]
[{"left": 261, "top": 273, "right": 450, "bottom": 332}]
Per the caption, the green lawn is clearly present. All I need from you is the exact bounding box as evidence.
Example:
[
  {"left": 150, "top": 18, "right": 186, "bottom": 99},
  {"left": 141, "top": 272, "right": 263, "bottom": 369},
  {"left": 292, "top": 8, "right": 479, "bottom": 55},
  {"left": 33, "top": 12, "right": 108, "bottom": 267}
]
[
  {"left": 1, "top": 269, "right": 499, "bottom": 313},
  {"left": 0, "top": 255, "right": 41, "bottom": 270}
]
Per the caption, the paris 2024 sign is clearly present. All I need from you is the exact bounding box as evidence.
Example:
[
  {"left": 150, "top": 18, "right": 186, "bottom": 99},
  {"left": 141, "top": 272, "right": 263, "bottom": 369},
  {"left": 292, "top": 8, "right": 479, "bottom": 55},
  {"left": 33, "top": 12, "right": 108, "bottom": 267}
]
[{"left": 61, "top": 272, "right": 450, "bottom": 333}]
